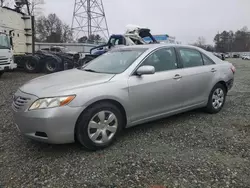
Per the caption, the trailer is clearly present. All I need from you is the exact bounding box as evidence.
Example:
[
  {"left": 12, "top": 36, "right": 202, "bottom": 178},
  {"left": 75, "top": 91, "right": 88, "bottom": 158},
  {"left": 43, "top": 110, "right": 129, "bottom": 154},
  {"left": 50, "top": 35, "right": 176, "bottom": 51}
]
[{"left": 0, "top": 6, "right": 78, "bottom": 74}]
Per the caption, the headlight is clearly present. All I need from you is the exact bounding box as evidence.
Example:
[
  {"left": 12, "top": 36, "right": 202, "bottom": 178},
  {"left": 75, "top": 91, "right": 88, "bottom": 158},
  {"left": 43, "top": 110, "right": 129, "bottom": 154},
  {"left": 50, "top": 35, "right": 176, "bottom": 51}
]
[{"left": 29, "top": 95, "right": 75, "bottom": 110}]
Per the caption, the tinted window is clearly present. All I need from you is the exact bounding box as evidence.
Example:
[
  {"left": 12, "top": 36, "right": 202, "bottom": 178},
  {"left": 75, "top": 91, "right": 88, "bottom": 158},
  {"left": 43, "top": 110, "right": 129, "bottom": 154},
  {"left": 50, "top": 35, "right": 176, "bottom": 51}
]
[
  {"left": 202, "top": 54, "right": 215, "bottom": 65},
  {"left": 142, "top": 48, "right": 178, "bottom": 72},
  {"left": 179, "top": 48, "right": 203, "bottom": 68}
]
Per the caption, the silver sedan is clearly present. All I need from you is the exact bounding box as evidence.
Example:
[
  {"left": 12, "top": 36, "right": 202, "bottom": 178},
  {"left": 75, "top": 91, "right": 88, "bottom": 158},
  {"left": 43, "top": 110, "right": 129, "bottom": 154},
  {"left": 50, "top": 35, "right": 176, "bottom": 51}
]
[{"left": 12, "top": 44, "right": 235, "bottom": 150}]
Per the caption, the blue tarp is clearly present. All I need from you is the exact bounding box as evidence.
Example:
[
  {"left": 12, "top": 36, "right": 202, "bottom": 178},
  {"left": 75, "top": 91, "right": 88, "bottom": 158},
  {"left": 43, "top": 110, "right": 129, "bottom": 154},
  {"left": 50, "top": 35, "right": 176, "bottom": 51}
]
[{"left": 144, "top": 35, "right": 169, "bottom": 42}]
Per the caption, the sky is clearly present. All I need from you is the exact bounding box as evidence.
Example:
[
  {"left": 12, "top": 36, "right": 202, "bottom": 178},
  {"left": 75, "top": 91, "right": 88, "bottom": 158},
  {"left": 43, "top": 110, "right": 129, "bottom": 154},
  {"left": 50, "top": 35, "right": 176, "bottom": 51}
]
[{"left": 43, "top": 0, "right": 250, "bottom": 44}]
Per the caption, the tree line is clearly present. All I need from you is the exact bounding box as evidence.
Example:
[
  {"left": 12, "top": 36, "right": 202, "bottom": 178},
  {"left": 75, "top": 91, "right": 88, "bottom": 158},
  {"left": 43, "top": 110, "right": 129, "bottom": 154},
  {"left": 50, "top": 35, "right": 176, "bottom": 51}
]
[
  {"left": 35, "top": 13, "right": 103, "bottom": 43},
  {"left": 193, "top": 26, "right": 250, "bottom": 53}
]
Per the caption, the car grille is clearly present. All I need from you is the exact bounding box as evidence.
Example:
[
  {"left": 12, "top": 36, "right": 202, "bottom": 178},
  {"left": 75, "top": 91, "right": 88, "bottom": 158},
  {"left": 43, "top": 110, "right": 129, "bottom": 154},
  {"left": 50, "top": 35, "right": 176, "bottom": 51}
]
[
  {"left": 12, "top": 96, "right": 31, "bottom": 111},
  {"left": 12, "top": 90, "right": 37, "bottom": 112}
]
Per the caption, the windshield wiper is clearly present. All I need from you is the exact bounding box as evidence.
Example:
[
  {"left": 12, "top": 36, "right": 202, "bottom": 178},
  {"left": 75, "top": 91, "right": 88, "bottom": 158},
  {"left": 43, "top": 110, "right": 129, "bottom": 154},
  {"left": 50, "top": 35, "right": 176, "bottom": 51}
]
[{"left": 83, "top": 68, "right": 99, "bottom": 73}]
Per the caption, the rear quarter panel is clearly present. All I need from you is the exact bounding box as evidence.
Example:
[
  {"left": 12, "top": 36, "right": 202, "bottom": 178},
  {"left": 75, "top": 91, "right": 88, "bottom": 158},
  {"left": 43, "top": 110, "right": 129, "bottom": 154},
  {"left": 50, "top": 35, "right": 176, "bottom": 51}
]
[{"left": 211, "top": 61, "right": 234, "bottom": 92}]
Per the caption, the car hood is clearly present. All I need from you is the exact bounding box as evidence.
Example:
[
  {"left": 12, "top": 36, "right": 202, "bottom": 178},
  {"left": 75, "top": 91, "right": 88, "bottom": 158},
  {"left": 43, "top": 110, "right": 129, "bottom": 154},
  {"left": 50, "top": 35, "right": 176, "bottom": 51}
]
[{"left": 19, "top": 69, "right": 115, "bottom": 97}]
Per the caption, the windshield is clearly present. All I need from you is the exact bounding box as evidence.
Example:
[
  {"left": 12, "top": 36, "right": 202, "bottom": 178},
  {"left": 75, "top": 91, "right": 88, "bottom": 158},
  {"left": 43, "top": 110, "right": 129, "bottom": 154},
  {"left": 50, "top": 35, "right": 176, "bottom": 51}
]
[
  {"left": 0, "top": 34, "right": 11, "bottom": 49},
  {"left": 83, "top": 48, "right": 147, "bottom": 74}
]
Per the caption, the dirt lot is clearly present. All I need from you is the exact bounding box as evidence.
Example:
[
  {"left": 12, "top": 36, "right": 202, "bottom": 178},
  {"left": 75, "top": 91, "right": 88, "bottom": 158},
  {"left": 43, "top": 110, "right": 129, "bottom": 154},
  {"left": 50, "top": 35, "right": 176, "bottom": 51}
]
[{"left": 0, "top": 59, "right": 250, "bottom": 188}]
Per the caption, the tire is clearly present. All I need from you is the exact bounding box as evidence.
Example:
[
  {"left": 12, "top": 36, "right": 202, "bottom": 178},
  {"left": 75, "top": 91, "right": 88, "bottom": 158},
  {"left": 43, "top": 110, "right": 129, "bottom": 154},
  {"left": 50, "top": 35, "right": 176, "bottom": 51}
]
[
  {"left": 0, "top": 72, "right": 4, "bottom": 77},
  {"left": 76, "top": 102, "right": 124, "bottom": 151},
  {"left": 44, "top": 57, "right": 61, "bottom": 74},
  {"left": 205, "top": 83, "right": 227, "bottom": 114},
  {"left": 24, "top": 56, "right": 41, "bottom": 73}
]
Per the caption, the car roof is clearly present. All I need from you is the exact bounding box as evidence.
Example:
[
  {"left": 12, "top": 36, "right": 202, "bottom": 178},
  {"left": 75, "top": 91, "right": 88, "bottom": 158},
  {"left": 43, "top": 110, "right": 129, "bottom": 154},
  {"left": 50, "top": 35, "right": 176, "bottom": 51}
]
[
  {"left": 115, "top": 43, "right": 224, "bottom": 64},
  {"left": 119, "top": 43, "right": 203, "bottom": 51}
]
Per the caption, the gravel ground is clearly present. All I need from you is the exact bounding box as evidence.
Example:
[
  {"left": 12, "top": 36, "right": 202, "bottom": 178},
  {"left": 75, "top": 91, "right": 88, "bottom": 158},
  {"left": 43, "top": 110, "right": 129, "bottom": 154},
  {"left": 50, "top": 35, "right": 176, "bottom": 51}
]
[{"left": 0, "top": 59, "right": 250, "bottom": 188}]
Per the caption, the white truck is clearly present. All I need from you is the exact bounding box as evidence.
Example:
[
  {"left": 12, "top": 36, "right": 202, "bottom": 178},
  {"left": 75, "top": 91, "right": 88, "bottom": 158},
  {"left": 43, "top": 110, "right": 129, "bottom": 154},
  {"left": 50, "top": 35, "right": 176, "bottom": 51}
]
[
  {"left": 0, "top": 6, "right": 34, "bottom": 76},
  {"left": 0, "top": 6, "right": 79, "bottom": 74},
  {"left": 0, "top": 31, "right": 16, "bottom": 77}
]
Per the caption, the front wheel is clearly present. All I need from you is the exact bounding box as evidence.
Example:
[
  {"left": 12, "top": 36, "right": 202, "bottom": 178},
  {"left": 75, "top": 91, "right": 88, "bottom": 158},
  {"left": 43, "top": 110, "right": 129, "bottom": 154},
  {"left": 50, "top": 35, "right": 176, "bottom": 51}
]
[
  {"left": 205, "top": 83, "right": 227, "bottom": 114},
  {"left": 76, "top": 102, "right": 124, "bottom": 151}
]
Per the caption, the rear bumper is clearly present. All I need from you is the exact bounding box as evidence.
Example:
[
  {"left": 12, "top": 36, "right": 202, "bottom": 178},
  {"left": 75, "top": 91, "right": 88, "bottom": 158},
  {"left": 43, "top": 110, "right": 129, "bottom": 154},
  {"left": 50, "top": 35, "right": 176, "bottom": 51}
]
[{"left": 226, "top": 79, "right": 234, "bottom": 91}]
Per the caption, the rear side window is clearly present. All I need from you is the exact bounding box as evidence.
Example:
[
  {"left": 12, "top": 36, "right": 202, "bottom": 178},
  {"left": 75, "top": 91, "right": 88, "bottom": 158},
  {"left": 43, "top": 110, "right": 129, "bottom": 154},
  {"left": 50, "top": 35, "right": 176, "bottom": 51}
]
[
  {"left": 178, "top": 48, "right": 203, "bottom": 68},
  {"left": 202, "top": 54, "right": 215, "bottom": 65}
]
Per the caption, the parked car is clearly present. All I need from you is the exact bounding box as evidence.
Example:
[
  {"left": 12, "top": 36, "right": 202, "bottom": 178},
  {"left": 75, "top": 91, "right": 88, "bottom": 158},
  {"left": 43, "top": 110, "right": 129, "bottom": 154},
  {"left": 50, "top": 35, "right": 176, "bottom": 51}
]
[
  {"left": 224, "top": 53, "right": 230, "bottom": 58},
  {"left": 213, "top": 52, "right": 225, "bottom": 60},
  {"left": 242, "top": 54, "right": 250, "bottom": 60},
  {"left": 12, "top": 44, "right": 235, "bottom": 150},
  {"left": 233, "top": 54, "right": 240, "bottom": 58}
]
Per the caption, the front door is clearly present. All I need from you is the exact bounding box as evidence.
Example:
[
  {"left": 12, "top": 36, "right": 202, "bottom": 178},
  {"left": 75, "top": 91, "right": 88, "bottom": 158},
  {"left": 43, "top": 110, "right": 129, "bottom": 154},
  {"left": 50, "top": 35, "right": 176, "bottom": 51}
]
[{"left": 128, "top": 47, "right": 184, "bottom": 122}]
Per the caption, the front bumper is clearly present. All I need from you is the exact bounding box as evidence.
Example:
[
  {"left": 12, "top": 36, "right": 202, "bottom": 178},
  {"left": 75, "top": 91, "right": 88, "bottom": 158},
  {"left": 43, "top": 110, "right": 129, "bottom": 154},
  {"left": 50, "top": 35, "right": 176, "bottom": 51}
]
[
  {"left": 12, "top": 104, "right": 84, "bottom": 144},
  {"left": 0, "top": 63, "right": 17, "bottom": 71}
]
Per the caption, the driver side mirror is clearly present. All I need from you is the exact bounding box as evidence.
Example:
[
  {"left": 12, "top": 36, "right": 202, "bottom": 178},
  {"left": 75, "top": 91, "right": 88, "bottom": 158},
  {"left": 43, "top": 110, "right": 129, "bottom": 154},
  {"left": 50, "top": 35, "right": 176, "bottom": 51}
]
[{"left": 136, "top": 65, "right": 155, "bottom": 76}]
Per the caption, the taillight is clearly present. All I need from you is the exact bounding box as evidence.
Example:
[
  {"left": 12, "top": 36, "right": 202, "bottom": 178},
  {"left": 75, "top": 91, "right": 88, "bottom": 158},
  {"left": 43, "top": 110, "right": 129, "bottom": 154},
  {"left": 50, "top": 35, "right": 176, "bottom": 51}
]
[{"left": 231, "top": 65, "right": 236, "bottom": 74}]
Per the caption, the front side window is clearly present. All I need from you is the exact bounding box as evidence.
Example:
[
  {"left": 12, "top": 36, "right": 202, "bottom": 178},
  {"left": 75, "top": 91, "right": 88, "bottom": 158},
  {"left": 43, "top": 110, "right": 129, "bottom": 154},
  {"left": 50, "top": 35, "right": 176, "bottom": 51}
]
[
  {"left": 142, "top": 48, "right": 178, "bottom": 72},
  {"left": 83, "top": 48, "right": 147, "bottom": 74},
  {"left": 178, "top": 48, "right": 203, "bottom": 68}
]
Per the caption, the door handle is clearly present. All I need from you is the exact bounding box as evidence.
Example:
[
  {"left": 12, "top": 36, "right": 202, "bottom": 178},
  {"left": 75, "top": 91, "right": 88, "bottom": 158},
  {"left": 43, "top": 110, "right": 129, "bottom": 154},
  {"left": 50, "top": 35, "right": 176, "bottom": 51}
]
[
  {"left": 211, "top": 68, "right": 217, "bottom": 72},
  {"left": 173, "top": 74, "right": 182, "bottom": 79}
]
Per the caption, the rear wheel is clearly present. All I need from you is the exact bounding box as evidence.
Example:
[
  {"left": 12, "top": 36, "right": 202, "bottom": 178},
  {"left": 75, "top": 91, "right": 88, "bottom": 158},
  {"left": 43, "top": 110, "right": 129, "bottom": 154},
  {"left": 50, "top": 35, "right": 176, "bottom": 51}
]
[
  {"left": 44, "top": 57, "right": 61, "bottom": 73},
  {"left": 24, "top": 56, "right": 41, "bottom": 73},
  {"left": 76, "top": 102, "right": 124, "bottom": 151},
  {"left": 205, "top": 83, "right": 227, "bottom": 114}
]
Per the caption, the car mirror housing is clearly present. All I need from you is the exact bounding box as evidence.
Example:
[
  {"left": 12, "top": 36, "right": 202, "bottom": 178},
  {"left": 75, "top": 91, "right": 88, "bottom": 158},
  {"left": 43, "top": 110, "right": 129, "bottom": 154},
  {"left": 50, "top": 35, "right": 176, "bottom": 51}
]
[{"left": 136, "top": 65, "right": 155, "bottom": 76}]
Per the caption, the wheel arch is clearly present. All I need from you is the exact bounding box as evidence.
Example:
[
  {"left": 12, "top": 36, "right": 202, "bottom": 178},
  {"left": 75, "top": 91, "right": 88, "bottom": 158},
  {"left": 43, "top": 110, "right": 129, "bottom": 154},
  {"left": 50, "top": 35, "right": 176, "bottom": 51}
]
[
  {"left": 74, "top": 98, "right": 128, "bottom": 140},
  {"left": 216, "top": 80, "right": 228, "bottom": 93}
]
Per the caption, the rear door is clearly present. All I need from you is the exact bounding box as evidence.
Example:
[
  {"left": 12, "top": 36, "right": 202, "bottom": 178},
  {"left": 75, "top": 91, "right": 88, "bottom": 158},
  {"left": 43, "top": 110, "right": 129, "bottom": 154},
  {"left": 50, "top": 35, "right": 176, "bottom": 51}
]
[{"left": 175, "top": 47, "right": 217, "bottom": 107}]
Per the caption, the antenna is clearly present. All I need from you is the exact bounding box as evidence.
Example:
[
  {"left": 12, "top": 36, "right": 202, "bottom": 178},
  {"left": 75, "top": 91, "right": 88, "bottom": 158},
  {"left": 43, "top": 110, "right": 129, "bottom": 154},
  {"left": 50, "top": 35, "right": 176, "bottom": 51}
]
[{"left": 71, "top": 0, "right": 109, "bottom": 40}]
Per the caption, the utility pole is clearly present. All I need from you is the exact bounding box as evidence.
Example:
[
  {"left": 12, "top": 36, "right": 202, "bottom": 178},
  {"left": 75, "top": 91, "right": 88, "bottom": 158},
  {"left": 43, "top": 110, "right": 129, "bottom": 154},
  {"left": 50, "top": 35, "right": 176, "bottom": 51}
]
[{"left": 71, "top": 0, "right": 109, "bottom": 41}]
